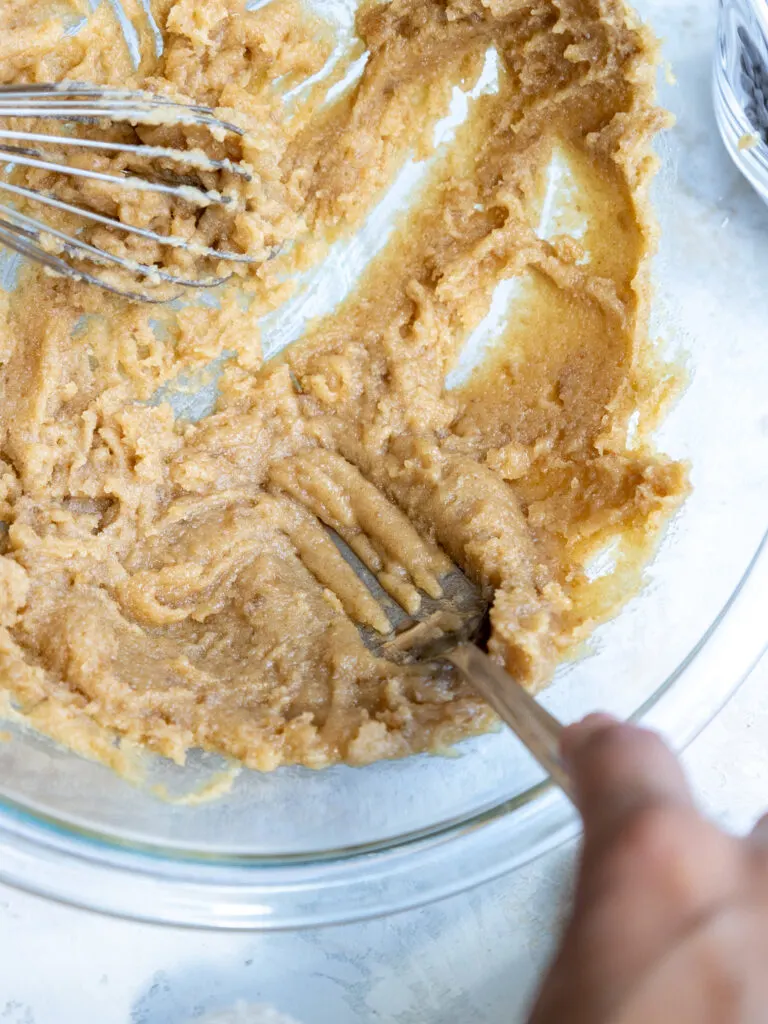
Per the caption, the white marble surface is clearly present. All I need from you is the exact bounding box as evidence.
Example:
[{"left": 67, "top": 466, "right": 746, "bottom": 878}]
[{"left": 1, "top": 1, "right": 767, "bottom": 1021}]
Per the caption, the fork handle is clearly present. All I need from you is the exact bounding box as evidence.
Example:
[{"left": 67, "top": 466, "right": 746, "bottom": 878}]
[{"left": 448, "top": 644, "right": 574, "bottom": 800}]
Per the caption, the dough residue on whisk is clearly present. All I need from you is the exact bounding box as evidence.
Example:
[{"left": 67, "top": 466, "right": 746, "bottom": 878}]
[{"left": 0, "top": 0, "right": 687, "bottom": 772}]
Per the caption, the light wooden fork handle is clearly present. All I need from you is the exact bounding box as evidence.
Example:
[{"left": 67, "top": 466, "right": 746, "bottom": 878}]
[{"left": 448, "top": 644, "right": 574, "bottom": 800}]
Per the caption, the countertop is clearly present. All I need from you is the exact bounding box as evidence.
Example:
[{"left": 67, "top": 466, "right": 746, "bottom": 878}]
[{"left": 1, "top": 1, "right": 767, "bottom": 1020}]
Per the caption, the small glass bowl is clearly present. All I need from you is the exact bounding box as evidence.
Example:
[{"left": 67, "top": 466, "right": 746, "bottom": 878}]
[{"left": 715, "top": 0, "right": 768, "bottom": 201}]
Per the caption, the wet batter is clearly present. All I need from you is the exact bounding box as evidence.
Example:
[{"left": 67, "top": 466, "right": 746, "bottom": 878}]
[{"left": 0, "top": 0, "right": 687, "bottom": 772}]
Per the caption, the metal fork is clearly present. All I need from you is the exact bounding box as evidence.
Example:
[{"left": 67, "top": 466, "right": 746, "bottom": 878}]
[
  {"left": 447, "top": 645, "right": 572, "bottom": 797},
  {"left": 333, "top": 530, "right": 573, "bottom": 798},
  {"left": 0, "top": 83, "right": 263, "bottom": 302}
]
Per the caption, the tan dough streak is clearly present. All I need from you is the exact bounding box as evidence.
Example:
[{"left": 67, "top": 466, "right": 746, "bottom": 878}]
[
  {"left": 273, "top": 497, "right": 393, "bottom": 634},
  {"left": 120, "top": 490, "right": 391, "bottom": 632},
  {"left": 350, "top": 437, "right": 566, "bottom": 686},
  {"left": 352, "top": 438, "right": 537, "bottom": 589},
  {"left": 268, "top": 456, "right": 420, "bottom": 609},
  {"left": 116, "top": 499, "right": 289, "bottom": 626},
  {"left": 0, "top": 557, "right": 29, "bottom": 628},
  {"left": 0, "top": 19, "right": 64, "bottom": 66},
  {"left": 269, "top": 450, "right": 451, "bottom": 613}
]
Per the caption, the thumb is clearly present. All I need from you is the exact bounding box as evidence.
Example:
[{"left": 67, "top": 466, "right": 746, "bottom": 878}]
[{"left": 561, "top": 715, "right": 694, "bottom": 848}]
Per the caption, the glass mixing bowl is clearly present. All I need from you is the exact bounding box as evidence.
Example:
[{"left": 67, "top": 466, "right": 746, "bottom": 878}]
[{"left": 0, "top": 0, "right": 766, "bottom": 929}]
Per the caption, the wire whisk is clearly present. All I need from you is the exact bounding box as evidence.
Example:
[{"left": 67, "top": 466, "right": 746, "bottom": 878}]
[{"left": 0, "top": 82, "right": 263, "bottom": 302}]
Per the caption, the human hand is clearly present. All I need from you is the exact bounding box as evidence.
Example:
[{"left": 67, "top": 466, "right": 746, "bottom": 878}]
[{"left": 528, "top": 716, "right": 768, "bottom": 1024}]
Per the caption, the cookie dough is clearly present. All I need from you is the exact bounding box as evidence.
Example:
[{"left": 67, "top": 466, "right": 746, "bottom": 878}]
[{"left": 0, "top": 0, "right": 687, "bottom": 772}]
